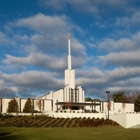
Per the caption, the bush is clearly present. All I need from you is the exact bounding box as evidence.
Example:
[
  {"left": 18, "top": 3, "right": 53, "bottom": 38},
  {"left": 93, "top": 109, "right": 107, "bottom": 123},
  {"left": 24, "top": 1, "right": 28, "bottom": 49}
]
[
  {"left": 23, "top": 98, "right": 33, "bottom": 114},
  {"left": 0, "top": 116, "right": 120, "bottom": 127},
  {"left": 7, "top": 99, "right": 18, "bottom": 115}
]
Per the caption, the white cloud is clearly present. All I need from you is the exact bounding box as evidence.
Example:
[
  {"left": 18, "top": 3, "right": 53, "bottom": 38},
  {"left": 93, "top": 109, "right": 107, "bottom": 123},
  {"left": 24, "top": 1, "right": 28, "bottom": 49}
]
[
  {"left": 13, "top": 13, "right": 69, "bottom": 33},
  {"left": 98, "top": 37, "right": 138, "bottom": 52},
  {"left": 3, "top": 52, "right": 67, "bottom": 71},
  {"left": 0, "top": 32, "right": 8, "bottom": 44},
  {"left": 108, "top": 86, "right": 140, "bottom": 94},
  {"left": 76, "top": 68, "right": 104, "bottom": 79},
  {"left": 115, "top": 11, "right": 140, "bottom": 28},
  {"left": 97, "top": 50, "right": 140, "bottom": 67},
  {"left": 1, "top": 9, "right": 140, "bottom": 99},
  {"left": 0, "top": 64, "right": 26, "bottom": 72},
  {"left": 0, "top": 31, "right": 17, "bottom": 48},
  {"left": 3, "top": 50, "right": 86, "bottom": 72},
  {"left": 14, "top": 34, "right": 30, "bottom": 43},
  {"left": 74, "top": 66, "right": 140, "bottom": 97},
  {"left": 71, "top": 38, "right": 86, "bottom": 56},
  {"left": 0, "top": 70, "right": 63, "bottom": 97},
  {"left": 106, "top": 67, "right": 140, "bottom": 82},
  {"left": 7, "top": 14, "right": 86, "bottom": 57},
  {"left": 39, "top": 0, "right": 134, "bottom": 18},
  {"left": 112, "top": 78, "right": 140, "bottom": 87},
  {"left": 95, "top": 31, "right": 140, "bottom": 54}
]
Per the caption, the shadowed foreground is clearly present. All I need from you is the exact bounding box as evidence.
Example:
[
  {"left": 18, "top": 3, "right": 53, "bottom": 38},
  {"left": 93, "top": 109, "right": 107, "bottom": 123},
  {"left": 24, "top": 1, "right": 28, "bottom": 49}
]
[{"left": 0, "top": 127, "right": 140, "bottom": 140}]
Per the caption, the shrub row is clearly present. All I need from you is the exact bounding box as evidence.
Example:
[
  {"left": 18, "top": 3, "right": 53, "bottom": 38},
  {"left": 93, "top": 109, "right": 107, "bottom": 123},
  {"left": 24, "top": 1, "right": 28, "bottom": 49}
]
[
  {"left": 79, "top": 118, "right": 119, "bottom": 127},
  {"left": 0, "top": 116, "right": 119, "bottom": 127}
]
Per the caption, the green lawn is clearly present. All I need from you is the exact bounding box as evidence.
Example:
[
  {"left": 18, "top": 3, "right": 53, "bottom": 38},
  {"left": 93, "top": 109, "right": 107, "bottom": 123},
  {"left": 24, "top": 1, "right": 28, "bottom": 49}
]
[{"left": 0, "top": 126, "right": 140, "bottom": 140}]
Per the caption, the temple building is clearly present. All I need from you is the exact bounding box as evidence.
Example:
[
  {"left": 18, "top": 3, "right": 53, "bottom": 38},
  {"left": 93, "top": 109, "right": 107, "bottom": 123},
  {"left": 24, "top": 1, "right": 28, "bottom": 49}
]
[
  {"left": 38, "top": 32, "right": 87, "bottom": 111},
  {"left": 0, "top": 33, "right": 134, "bottom": 115}
]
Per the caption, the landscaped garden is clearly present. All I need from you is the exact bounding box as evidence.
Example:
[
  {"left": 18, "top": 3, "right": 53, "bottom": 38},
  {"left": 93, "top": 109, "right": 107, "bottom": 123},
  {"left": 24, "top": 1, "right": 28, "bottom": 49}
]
[
  {"left": 0, "top": 115, "right": 119, "bottom": 127},
  {"left": 0, "top": 116, "right": 140, "bottom": 140}
]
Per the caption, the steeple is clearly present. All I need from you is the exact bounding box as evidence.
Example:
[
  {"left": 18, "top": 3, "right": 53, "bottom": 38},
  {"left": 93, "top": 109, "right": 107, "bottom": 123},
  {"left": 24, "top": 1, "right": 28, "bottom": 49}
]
[
  {"left": 65, "top": 32, "right": 75, "bottom": 89},
  {"left": 68, "top": 32, "right": 72, "bottom": 69}
]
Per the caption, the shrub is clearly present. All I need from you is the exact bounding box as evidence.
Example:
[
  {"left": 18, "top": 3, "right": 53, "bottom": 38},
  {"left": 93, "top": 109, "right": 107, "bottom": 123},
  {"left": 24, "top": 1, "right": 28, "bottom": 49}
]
[
  {"left": 7, "top": 99, "right": 18, "bottom": 115},
  {"left": 23, "top": 98, "right": 33, "bottom": 114}
]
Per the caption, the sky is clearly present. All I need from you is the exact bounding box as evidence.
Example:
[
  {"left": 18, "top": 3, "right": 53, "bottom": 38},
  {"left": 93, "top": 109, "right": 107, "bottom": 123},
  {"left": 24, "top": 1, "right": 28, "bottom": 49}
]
[{"left": 0, "top": 0, "right": 140, "bottom": 100}]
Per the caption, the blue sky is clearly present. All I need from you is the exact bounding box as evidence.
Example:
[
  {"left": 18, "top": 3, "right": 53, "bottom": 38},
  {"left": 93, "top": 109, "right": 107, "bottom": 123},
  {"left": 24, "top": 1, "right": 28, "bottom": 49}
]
[{"left": 0, "top": 0, "right": 140, "bottom": 99}]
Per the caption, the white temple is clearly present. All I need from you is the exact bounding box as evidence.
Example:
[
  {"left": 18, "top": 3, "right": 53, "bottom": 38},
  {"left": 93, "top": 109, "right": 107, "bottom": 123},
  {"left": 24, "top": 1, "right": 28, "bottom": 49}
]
[
  {"left": 38, "top": 32, "right": 85, "bottom": 111},
  {"left": 0, "top": 32, "right": 138, "bottom": 128},
  {"left": 0, "top": 32, "right": 134, "bottom": 116}
]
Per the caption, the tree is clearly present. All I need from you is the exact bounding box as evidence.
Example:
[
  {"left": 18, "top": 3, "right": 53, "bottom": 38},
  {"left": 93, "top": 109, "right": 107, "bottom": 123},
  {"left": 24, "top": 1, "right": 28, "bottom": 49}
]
[
  {"left": 107, "top": 101, "right": 111, "bottom": 111},
  {"left": 93, "top": 98, "right": 101, "bottom": 102},
  {"left": 112, "top": 92, "right": 127, "bottom": 102},
  {"left": 7, "top": 98, "right": 18, "bottom": 115},
  {"left": 66, "top": 101, "right": 72, "bottom": 110},
  {"left": 23, "top": 98, "right": 33, "bottom": 114},
  {"left": 126, "top": 92, "right": 138, "bottom": 103},
  {"left": 85, "top": 97, "right": 93, "bottom": 102},
  {"left": 122, "top": 103, "right": 126, "bottom": 112},
  {"left": 135, "top": 95, "right": 140, "bottom": 112},
  {"left": 36, "top": 100, "right": 41, "bottom": 111}
]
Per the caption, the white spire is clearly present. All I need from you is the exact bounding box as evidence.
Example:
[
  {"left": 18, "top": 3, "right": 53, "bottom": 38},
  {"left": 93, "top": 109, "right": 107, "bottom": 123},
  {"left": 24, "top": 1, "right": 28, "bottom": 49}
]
[
  {"left": 68, "top": 32, "right": 70, "bottom": 39},
  {"left": 68, "top": 32, "right": 72, "bottom": 69},
  {"left": 68, "top": 32, "right": 71, "bottom": 55}
]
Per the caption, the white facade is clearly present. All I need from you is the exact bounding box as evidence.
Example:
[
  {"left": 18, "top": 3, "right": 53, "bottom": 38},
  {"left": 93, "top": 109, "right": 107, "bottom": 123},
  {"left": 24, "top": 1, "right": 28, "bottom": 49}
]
[
  {"left": 38, "top": 32, "right": 85, "bottom": 111},
  {"left": 0, "top": 97, "right": 134, "bottom": 114},
  {"left": 85, "top": 101, "right": 134, "bottom": 113},
  {"left": 0, "top": 98, "right": 52, "bottom": 114},
  {"left": 1, "top": 98, "right": 11, "bottom": 113},
  {"left": 0, "top": 32, "right": 135, "bottom": 117},
  {"left": 65, "top": 69, "right": 75, "bottom": 89}
]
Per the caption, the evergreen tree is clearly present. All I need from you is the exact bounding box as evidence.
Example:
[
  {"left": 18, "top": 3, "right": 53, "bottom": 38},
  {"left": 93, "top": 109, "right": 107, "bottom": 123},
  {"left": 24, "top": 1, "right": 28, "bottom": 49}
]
[
  {"left": 23, "top": 98, "right": 33, "bottom": 114},
  {"left": 85, "top": 97, "right": 93, "bottom": 101},
  {"left": 135, "top": 95, "right": 140, "bottom": 112},
  {"left": 112, "top": 92, "right": 127, "bottom": 102},
  {"left": 7, "top": 98, "right": 18, "bottom": 114},
  {"left": 93, "top": 98, "right": 101, "bottom": 102}
]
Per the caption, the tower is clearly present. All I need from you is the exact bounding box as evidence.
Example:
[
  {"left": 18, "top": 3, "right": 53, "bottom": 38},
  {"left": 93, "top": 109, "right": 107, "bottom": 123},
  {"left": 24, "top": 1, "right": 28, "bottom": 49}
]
[{"left": 65, "top": 32, "right": 75, "bottom": 89}]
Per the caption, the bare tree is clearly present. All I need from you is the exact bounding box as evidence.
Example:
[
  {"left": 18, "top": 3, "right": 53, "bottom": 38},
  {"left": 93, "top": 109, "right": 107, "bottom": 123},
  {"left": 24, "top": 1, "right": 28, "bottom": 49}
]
[
  {"left": 107, "top": 101, "right": 111, "bottom": 111},
  {"left": 36, "top": 100, "right": 41, "bottom": 111},
  {"left": 66, "top": 101, "right": 72, "bottom": 110},
  {"left": 122, "top": 102, "right": 126, "bottom": 112}
]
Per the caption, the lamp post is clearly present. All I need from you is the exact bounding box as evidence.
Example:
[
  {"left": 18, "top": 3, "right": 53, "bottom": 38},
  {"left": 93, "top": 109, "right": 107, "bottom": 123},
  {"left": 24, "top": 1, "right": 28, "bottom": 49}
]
[{"left": 106, "top": 91, "right": 110, "bottom": 120}]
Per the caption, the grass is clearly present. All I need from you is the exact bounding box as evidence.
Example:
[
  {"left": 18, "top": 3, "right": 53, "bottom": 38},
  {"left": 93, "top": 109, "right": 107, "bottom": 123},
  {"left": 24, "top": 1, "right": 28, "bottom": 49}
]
[
  {"left": 0, "top": 116, "right": 140, "bottom": 139},
  {"left": 0, "top": 126, "right": 140, "bottom": 140}
]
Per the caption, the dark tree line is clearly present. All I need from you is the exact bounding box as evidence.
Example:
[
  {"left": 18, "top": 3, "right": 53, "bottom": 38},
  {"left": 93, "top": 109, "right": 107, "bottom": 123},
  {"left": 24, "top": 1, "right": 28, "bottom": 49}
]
[
  {"left": 112, "top": 92, "right": 140, "bottom": 112},
  {"left": 85, "top": 97, "right": 101, "bottom": 102}
]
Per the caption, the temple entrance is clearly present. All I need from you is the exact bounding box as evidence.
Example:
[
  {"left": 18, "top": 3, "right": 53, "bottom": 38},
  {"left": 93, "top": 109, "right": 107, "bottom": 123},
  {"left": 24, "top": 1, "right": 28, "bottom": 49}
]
[
  {"left": 62, "top": 106, "right": 79, "bottom": 110},
  {"left": 71, "top": 106, "right": 79, "bottom": 110}
]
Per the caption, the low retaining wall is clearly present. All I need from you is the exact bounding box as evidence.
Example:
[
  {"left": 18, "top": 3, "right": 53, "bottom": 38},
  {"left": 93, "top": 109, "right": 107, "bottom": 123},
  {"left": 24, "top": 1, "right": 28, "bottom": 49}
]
[
  {"left": 48, "top": 112, "right": 140, "bottom": 128},
  {"left": 3, "top": 112, "right": 140, "bottom": 128},
  {"left": 3, "top": 112, "right": 43, "bottom": 116},
  {"left": 48, "top": 112, "right": 106, "bottom": 119},
  {"left": 110, "top": 113, "right": 140, "bottom": 128}
]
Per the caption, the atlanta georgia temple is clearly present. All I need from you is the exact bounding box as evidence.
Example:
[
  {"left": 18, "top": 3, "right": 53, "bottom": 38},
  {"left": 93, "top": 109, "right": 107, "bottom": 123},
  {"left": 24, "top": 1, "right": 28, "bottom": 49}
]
[{"left": 0, "top": 33, "right": 134, "bottom": 114}]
